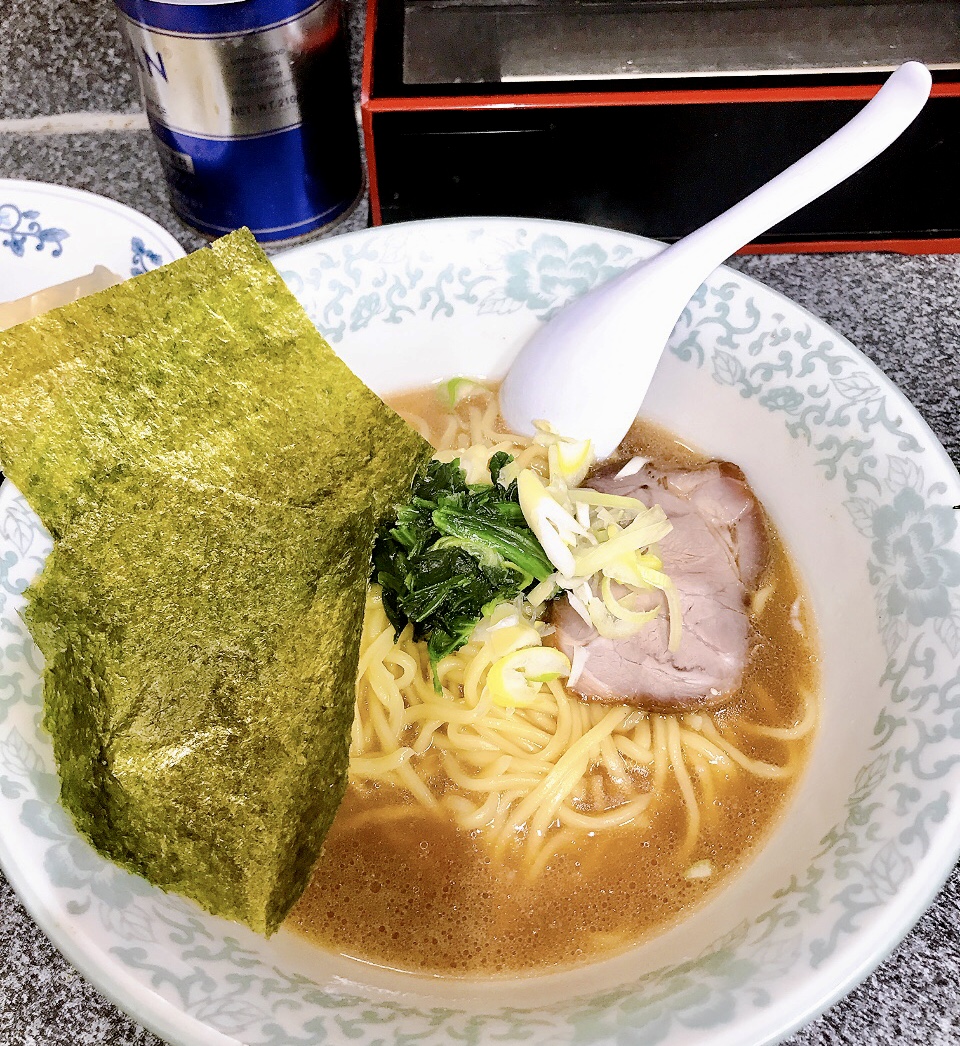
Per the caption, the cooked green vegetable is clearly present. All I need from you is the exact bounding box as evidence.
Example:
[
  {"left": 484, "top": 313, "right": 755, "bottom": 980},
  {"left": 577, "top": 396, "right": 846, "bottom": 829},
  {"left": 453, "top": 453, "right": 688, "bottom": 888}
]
[{"left": 372, "top": 453, "right": 554, "bottom": 684}]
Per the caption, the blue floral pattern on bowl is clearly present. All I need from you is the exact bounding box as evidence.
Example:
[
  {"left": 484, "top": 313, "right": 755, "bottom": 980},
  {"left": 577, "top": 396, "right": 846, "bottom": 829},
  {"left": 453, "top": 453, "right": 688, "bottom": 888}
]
[
  {"left": 868, "top": 488, "right": 960, "bottom": 627},
  {"left": 0, "top": 218, "right": 957, "bottom": 1046}
]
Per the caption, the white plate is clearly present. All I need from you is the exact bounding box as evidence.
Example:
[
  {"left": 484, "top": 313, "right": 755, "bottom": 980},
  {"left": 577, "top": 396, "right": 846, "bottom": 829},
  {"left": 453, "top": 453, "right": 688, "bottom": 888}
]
[
  {"left": 0, "top": 179, "right": 185, "bottom": 301},
  {"left": 0, "top": 217, "right": 959, "bottom": 1046}
]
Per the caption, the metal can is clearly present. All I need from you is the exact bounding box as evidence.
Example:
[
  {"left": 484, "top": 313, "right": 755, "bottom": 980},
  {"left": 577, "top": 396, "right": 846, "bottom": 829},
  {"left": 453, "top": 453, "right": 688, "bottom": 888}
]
[{"left": 114, "top": 0, "right": 364, "bottom": 246}]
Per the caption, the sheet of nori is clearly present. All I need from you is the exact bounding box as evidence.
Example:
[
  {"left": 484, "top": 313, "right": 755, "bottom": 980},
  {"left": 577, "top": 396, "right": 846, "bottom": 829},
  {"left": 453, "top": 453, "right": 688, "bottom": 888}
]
[
  {"left": 0, "top": 228, "right": 431, "bottom": 537},
  {"left": 25, "top": 475, "right": 373, "bottom": 936},
  {"left": 1, "top": 228, "right": 433, "bottom": 934}
]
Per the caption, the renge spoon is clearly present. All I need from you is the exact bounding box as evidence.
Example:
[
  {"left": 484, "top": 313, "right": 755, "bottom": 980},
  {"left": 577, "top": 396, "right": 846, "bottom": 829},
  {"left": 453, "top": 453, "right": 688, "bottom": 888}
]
[{"left": 499, "top": 61, "right": 933, "bottom": 458}]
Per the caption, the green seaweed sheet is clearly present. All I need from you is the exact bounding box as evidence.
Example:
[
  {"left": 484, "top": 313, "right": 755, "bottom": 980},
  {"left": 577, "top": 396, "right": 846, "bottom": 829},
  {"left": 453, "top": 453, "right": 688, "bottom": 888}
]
[
  {"left": 1, "top": 231, "right": 433, "bottom": 935},
  {"left": 0, "top": 228, "right": 427, "bottom": 536},
  {"left": 26, "top": 477, "right": 372, "bottom": 935}
]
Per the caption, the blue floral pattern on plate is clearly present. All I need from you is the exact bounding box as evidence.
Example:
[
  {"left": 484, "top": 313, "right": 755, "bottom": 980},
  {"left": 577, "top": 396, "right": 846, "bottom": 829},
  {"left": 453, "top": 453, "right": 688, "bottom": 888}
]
[
  {"left": 0, "top": 179, "right": 185, "bottom": 306},
  {"left": 0, "top": 218, "right": 958, "bottom": 1046},
  {"left": 0, "top": 203, "right": 69, "bottom": 258},
  {"left": 130, "top": 236, "right": 164, "bottom": 277}
]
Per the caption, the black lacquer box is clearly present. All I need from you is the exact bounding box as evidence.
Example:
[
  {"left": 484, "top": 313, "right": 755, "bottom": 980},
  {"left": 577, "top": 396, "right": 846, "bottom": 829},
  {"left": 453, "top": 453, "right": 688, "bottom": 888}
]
[{"left": 361, "top": 0, "right": 960, "bottom": 252}]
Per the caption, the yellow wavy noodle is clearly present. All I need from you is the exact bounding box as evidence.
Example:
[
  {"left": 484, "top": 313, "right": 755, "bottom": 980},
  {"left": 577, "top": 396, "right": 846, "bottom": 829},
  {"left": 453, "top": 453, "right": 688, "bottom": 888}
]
[{"left": 347, "top": 384, "right": 816, "bottom": 864}]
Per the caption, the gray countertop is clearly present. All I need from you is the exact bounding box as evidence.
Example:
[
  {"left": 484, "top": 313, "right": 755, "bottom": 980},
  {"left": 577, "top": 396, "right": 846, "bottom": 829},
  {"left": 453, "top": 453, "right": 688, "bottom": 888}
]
[{"left": 1, "top": 2, "right": 959, "bottom": 1044}]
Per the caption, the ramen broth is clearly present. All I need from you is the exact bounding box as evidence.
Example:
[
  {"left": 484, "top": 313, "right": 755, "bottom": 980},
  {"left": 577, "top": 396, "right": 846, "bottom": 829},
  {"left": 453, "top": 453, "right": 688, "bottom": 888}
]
[{"left": 287, "top": 388, "right": 819, "bottom": 974}]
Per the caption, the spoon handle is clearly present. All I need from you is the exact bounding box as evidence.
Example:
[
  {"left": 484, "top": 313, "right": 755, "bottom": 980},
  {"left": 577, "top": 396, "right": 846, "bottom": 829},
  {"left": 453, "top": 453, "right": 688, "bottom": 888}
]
[
  {"left": 499, "top": 63, "right": 932, "bottom": 457},
  {"left": 649, "top": 61, "right": 932, "bottom": 281}
]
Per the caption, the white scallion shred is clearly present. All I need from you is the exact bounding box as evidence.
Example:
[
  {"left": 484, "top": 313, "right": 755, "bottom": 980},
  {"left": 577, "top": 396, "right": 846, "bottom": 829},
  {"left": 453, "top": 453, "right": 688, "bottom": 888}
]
[
  {"left": 615, "top": 455, "right": 648, "bottom": 479},
  {"left": 454, "top": 424, "right": 683, "bottom": 692},
  {"left": 567, "top": 643, "right": 589, "bottom": 688},
  {"left": 566, "top": 590, "right": 593, "bottom": 629},
  {"left": 512, "top": 428, "right": 683, "bottom": 651},
  {"left": 526, "top": 577, "right": 558, "bottom": 608}
]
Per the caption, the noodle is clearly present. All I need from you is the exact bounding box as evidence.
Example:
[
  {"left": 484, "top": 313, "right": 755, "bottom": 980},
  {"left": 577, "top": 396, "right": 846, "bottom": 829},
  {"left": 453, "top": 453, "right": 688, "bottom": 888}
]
[{"left": 347, "top": 384, "right": 813, "bottom": 863}]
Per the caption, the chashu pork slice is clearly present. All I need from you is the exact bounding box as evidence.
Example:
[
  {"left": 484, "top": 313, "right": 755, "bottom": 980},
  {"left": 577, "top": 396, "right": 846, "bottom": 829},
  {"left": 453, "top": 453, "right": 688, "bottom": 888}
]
[{"left": 550, "top": 460, "right": 769, "bottom": 712}]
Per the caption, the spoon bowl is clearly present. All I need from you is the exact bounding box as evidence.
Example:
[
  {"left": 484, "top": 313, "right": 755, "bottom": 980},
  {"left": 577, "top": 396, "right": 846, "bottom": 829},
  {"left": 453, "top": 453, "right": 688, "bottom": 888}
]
[{"left": 499, "top": 61, "right": 933, "bottom": 457}]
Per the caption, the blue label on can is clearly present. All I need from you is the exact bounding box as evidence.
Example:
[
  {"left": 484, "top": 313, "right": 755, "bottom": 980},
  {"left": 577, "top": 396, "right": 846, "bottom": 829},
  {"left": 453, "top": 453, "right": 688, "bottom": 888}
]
[
  {"left": 115, "top": 0, "right": 363, "bottom": 243},
  {"left": 114, "top": 0, "right": 325, "bottom": 37},
  {"left": 151, "top": 123, "right": 361, "bottom": 239}
]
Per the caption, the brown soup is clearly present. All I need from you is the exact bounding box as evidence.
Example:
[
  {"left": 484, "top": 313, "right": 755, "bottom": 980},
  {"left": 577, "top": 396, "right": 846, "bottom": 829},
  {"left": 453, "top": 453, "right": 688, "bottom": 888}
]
[{"left": 287, "top": 386, "right": 819, "bottom": 975}]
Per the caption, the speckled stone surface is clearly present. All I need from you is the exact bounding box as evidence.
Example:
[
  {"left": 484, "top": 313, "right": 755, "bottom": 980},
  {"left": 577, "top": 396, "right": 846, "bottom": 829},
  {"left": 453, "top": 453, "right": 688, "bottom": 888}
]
[
  {"left": 1, "top": 0, "right": 959, "bottom": 1044},
  {"left": 0, "top": 0, "right": 141, "bottom": 118},
  {"left": 0, "top": 130, "right": 208, "bottom": 252},
  {"left": 0, "top": 130, "right": 370, "bottom": 253}
]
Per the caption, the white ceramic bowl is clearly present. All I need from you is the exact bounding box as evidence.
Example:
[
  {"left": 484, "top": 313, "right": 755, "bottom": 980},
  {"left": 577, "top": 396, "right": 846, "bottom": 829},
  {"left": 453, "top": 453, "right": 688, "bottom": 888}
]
[{"left": 0, "top": 217, "right": 958, "bottom": 1046}]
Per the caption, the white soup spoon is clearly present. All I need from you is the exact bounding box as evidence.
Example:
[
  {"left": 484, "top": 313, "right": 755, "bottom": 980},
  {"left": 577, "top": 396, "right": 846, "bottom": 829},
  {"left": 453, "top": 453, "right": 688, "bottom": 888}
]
[{"left": 499, "top": 62, "right": 933, "bottom": 458}]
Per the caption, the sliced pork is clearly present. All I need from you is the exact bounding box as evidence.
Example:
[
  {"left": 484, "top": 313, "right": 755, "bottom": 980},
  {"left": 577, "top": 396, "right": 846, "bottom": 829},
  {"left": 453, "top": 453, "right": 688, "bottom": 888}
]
[{"left": 550, "top": 460, "right": 769, "bottom": 712}]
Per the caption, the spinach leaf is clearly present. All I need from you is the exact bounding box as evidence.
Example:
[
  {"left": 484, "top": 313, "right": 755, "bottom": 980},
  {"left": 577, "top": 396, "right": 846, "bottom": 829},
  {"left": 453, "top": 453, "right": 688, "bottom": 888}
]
[{"left": 372, "top": 455, "right": 554, "bottom": 686}]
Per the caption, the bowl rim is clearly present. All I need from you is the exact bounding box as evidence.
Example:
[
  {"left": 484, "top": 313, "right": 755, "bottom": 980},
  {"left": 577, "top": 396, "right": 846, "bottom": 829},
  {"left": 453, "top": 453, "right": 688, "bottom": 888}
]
[{"left": 1, "top": 213, "right": 958, "bottom": 1046}]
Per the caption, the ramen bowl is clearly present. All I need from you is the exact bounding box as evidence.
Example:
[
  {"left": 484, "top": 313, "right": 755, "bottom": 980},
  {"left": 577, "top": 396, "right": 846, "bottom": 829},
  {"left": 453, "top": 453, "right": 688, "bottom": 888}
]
[{"left": 0, "top": 217, "right": 958, "bottom": 1046}]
